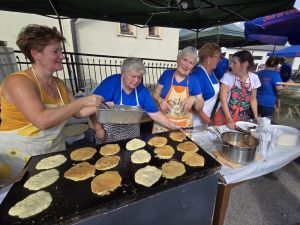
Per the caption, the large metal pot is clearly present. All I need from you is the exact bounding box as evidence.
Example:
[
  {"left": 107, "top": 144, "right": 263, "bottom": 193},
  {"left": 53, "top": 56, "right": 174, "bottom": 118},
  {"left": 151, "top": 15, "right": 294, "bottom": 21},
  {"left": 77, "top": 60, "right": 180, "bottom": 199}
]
[{"left": 221, "top": 132, "right": 259, "bottom": 164}]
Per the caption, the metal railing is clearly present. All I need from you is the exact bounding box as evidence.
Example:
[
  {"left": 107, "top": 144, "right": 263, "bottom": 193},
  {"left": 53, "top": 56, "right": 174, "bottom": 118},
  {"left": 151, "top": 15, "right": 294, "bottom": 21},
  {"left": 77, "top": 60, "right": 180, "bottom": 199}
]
[{"left": 14, "top": 51, "right": 177, "bottom": 94}]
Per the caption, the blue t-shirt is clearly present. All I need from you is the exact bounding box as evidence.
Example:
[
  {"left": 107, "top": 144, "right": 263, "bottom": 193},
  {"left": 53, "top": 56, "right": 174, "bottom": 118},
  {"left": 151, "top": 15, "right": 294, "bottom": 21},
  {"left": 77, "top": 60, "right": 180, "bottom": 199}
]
[
  {"left": 280, "top": 62, "right": 292, "bottom": 82},
  {"left": 213, "top": 58, "right": 229, "bottom": 80},
  {"left": 191, "top": 65, "right": 219, "bottom": 101},
  {"left": 158, "top": 69, "right": 202, "bottom": 98},
  {"left": 257, "top": 69, "right": 282, "bottom": 107},
  {"left": 93, "top": 74, "right": 158, "bottom": 113}
]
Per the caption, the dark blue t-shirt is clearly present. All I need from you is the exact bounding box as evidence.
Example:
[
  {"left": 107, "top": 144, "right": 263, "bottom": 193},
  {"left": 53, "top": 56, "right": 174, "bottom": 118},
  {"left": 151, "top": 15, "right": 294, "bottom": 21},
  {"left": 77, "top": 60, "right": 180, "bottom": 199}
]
[
  {"left": 158, "top": 69, "right": 202, "bottom": 98},
  {"left": 280, "top": 62, "right": 292, "bottom": 82},
  {"left": 191, "top": 65, "right": 219, "bottom": 101},
  {"left": 213, "top": 58, "right": 229, "bottom": 80},
  {"left": 257, "top": 69, "right": 282, "bottom": 107},
  {"left": 93, "top": 74, "right": 158, "bottom": 113}
]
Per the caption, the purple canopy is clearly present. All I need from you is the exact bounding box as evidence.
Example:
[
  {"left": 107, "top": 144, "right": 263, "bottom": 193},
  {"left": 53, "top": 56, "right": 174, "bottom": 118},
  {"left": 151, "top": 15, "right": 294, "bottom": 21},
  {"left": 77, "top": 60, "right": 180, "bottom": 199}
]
[{"left": 244, "top": 9, "right": 300, "bottom": 45}]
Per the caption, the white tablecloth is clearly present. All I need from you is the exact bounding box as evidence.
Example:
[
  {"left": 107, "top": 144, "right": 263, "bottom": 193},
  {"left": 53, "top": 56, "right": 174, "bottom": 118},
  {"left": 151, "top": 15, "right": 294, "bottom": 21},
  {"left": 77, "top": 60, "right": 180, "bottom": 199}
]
[{"left": 192, "top": 125, "right": 300, "bottom": 184}]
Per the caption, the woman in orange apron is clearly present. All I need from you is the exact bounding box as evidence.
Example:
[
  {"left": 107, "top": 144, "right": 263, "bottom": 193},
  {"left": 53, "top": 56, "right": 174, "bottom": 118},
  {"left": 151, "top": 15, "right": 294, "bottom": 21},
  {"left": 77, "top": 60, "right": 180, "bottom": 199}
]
[
  {"left": 152, "top": 46, "right": 204, "bottom": 133},
  {"left": 213, "top": 50, "right": 261, "bottom": 129}
]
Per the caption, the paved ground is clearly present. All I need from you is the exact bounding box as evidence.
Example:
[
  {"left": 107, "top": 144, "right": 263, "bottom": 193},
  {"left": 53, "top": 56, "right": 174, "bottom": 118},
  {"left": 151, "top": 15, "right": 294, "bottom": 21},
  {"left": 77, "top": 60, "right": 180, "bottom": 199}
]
[{"left": 224, "top": 157, "right": 300, "bottom": 225}]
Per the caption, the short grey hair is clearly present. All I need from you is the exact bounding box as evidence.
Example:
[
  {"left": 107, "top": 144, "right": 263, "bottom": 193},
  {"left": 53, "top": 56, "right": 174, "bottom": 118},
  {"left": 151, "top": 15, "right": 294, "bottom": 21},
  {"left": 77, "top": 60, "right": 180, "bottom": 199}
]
[
  {"left": 121, "top": 58, "right": 146, "bottom": 76},
  {"left": 177, "top": 46, "right": 198, "bottom": 64}
]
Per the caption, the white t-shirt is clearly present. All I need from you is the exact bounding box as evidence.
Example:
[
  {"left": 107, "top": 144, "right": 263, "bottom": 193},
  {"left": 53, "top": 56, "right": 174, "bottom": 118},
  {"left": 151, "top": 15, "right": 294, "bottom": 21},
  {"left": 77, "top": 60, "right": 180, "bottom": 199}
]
[{"left": 220, "top": 72, "right": 261, "bottom": 103}]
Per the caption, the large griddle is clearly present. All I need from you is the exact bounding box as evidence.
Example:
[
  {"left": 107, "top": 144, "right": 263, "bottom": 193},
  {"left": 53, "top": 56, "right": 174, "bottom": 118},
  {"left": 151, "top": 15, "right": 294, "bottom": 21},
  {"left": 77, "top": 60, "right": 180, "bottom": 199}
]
[{"left": 0, "top": 130, "right": 220, "bottom": 225}]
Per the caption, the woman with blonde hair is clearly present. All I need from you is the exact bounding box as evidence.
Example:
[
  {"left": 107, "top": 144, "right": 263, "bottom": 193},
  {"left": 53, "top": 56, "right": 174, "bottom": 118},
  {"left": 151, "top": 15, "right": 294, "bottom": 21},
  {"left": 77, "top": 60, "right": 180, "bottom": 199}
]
[{"left": 192, "top": 43, "right": 221, "bottom": 125}]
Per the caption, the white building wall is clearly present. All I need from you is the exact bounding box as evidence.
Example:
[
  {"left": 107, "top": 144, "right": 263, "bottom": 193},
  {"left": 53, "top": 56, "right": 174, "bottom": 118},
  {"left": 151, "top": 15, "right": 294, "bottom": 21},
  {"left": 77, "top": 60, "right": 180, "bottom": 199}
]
[{"left": 75, "top": 19, "right": 179, "bottom": 60}]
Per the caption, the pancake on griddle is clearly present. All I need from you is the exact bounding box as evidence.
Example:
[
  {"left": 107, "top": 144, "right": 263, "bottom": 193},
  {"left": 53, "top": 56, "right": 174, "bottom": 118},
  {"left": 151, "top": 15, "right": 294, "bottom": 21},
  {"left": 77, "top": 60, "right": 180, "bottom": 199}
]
[
  {"left": 177, "top": 141, "right": 199, "bottom": 153},
  {"left": 99, "top": 144, "right": 120, "bottom": 156},
  {"left": 95, "top": 155, "right": 120, "bottom": 170},
  {"left": 70, "top": 147, "right": 96, "bottom": 161},
  {"left": 91, "top": 171, "right": 122, "bottom": 196},
  {"left": 148, "top": 136, "right": 168, "bottom": 147},
  {"left": 169, "top": 131, "right": 186, "bottom": 142},
  {"left": 134, "top": 165, "right": 162, "bottom": 187},
  {"left": 126, "top": 138, "right": 146, "bottom": 151},
  {"left": 36, "top": 154, "right": 67, "bottom": 170},
  {"left": 64, "top": 162, "right": 95, "bottom": 181},
  {"left": 8, "top": 191, "right": 52, "bottom": 219},
  {"left": 131, "top": 149, "right": 151, "bottom": 164},
  {"left": 24, "top": 169, "right": 59, "bottom": 191},
  {"left": 162, "top": 161, "right": 186, "bottom": 179},
  {"left": 182, "top": 152, "right": 205, "bottom": 167},
  {"left": 154, "top": 145, "right": 175, "bottom": 159}
]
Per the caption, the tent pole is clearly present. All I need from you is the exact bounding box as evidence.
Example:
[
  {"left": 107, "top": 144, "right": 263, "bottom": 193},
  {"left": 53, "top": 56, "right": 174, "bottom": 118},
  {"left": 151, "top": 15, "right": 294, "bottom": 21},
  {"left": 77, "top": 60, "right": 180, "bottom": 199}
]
[
  {"left": 48, "top": 0, "right": 79, "bottom": 93},
  {"left": 217, "top": 26, "right": 220, "bottom": 45},
  {"left": 195, "top": 29, "right": 199, "bottom": 49},
  {"left": 272, "top": 44, "right": 276, "bottom": 54}
]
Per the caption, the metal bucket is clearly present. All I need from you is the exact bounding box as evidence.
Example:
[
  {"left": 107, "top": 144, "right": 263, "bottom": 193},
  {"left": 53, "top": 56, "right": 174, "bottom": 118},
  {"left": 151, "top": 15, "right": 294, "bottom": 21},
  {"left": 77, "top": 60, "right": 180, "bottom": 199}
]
[
  {"left": 96, "top": 105, "right": 144, "bottom": 124},
  {"left": 221, "top": 132, "right": 259, "bottom": 164}
]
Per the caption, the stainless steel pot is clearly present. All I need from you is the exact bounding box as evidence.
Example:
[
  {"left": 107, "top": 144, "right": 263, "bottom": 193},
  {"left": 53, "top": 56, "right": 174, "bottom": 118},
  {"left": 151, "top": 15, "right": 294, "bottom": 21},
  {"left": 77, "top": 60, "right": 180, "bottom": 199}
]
[{"left": 221, "top": 131, "right": 259, "bottom": 165}]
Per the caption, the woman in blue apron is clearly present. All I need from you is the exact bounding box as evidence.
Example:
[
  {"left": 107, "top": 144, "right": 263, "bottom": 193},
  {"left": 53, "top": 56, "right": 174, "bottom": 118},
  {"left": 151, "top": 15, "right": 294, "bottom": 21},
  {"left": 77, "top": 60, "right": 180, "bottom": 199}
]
[
  {"left": 0, "top": 25, "right": 102, "bottom": 176},
  {"left": 192, "top": 43, "right": 221, "bottom": 125},
  {"left": 91, "top": 58, "right": 180, "bottom": 143}
]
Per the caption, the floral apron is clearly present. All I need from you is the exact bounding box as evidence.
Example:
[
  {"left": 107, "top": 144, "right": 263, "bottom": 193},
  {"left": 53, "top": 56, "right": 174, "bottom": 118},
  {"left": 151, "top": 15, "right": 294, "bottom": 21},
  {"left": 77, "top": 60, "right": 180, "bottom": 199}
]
[
  {"left": 213, "top": 76, "right": 252, "bottom": 126},
  {"left": 0, "top": 69, "right": 67, "bottom": 179},
  {"left": 152, "top": 74, "right": 193, "bottom": 133}
]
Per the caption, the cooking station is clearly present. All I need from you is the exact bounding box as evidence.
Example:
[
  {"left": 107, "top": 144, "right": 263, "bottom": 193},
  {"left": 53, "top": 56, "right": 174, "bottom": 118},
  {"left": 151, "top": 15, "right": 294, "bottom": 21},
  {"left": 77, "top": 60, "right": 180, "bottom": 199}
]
[{"left": 0, "top": 131, "right": 221, "bottom": 225}]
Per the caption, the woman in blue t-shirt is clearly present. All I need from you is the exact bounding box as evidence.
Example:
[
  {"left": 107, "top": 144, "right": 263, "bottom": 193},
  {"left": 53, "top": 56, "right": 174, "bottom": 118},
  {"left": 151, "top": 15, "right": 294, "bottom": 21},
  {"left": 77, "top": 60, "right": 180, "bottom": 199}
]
[
  {"left": 257, "top": 56, "right": 283, "bottom": 118},
  {"left": 91, "top": 58, "right": 181, "bottom": 142},
  {"left": 152, "top": 46, "right": 204, "bottom": 133}
]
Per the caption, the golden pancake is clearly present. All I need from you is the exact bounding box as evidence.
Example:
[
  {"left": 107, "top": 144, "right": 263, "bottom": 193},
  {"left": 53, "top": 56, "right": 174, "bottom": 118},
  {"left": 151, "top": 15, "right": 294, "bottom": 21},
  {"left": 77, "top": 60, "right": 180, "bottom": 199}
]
[
  {"left": 91, "top": 171, "right": 122, "bottom": 196},
  {"left": 162, "top": 161, "right": 186, "bottom": 179},
  {"left": 100, "top": 144, "right": 120, "bottom": 156},
  {"left": 131, "top": 149, "right": 151, "bottom": 164},
  {"left": 64, "top": 162, "right": 95, "bottom": 181},
  {"left": 134, "top": 165, "right": 162, "bottom": 187},
  {"left": 169, "top": 131, "right": 186, "bottom": 142},
  {"left": 8, "top": 191, "right": 52, "bottom": 219},
  {"left": 182, "top": 152, "right": 205, "bottom": 167},
  {"left": 36, "top": 154, "right": 67, "bottom": 170},
  {"left": 154, "top": 145, "right": 175, "bottom": 159},
  {"left": 24, "top": 169, "right": 59, "bottom": 191},
  {"left": 95, "top": 155, "right": 120, "bottom": 170},
  {"left": 70, "top": 147, "right": 97, "bottom": 161},
  {"left": 126, "top": 138, "right": 146, "bottom": 151},
  {"left": 177, "top": 141, "right": 199, "bottom": 153},
  {"left": 148, "top": 136, "right": 168, "bottom": 147}
]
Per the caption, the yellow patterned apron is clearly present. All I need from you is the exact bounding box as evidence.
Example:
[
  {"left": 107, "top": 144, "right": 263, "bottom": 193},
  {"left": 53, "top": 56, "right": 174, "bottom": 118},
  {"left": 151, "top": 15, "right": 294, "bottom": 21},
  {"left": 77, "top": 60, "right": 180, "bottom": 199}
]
[
  {"left": 152, "top": 74, "right": 193, "bottom": 133},
  {"left": 0, "top": 69, "right": 67, "bottom": 180}
]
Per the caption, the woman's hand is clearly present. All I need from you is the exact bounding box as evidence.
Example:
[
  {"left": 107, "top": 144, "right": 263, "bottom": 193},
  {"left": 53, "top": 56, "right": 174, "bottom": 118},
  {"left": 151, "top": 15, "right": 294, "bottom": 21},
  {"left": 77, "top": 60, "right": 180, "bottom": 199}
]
[
  {"left": 226, "top": 118, "right": 236, "bottom": 129},
  {"left": 182, "top": 96, "right": 196, "bottom": 113},
  {"left": 95, "top": 126, "right": 105, "bottom": 141},
  {"left": 78, "top": 95, "right": 103, "bottom": 108},
  {"left": 159, "top": 99, "right": 171, "bottom": 113}
]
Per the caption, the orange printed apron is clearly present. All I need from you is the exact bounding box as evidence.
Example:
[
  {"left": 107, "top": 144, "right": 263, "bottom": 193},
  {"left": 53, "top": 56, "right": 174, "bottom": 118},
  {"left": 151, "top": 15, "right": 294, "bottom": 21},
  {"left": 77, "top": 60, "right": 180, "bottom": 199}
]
[{"left": 152, "top": 74, "right": 192, "bottom": 133}]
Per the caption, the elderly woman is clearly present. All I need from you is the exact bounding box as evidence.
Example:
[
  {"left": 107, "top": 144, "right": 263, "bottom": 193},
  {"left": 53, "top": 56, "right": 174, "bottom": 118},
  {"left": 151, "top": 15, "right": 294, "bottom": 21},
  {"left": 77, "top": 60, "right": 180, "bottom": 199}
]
[
  {"left": 152, "top": 46, "right": 204, "bottom": 133},
  {"left": 192, "top": 43, "right": 221, "bottom": 125},
  {"left": 91, "top": 58, "right": 180, "bottom": 142},
  {"left": 257, "top": 56, "right": 283, "bottom": 118},
  {"left": 213, "top": 50, "right": 261, "bottom": 129},
  {"left": 0, "top": 25, "right": 102, "bottom": 165}
]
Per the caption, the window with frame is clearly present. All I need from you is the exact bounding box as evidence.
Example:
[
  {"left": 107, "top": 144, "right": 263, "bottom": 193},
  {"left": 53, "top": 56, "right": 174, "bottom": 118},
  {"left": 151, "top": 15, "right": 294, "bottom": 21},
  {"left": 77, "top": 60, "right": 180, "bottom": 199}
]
[
  {"left": 119, "top": 23, "right": 134, "bottom": 35},
  {"left": 147, "top": 26, "right": 160, "bottom": 38}
]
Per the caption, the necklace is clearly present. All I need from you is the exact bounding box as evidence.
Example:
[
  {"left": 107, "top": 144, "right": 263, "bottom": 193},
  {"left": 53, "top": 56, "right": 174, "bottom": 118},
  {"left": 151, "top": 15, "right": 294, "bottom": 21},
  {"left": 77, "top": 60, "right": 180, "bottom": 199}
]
[{"left": 31, "top": 67, "right": 58, "bottom": 99}]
